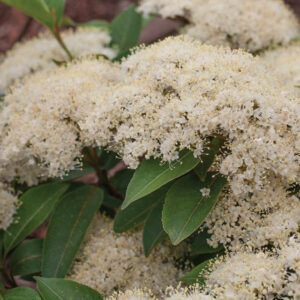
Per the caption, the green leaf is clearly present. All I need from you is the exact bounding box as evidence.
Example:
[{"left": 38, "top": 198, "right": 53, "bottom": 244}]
[
  {"left": 0, "top": 93, "right": 4, "bottom": 103},
  {"left": 114, "top": 184, "right": 170, "bottom": 233},
  {"left": 103, "top": 191, "right": 122, "bottom": 209},
  {"left": 0, "top": 278, "right": 5, "bottom": 296},
  {"left": 42, "top": 186, "right": 103, "bottom": 278},
  {"left": 9, "top": 238, "right": 42, "bottom": 276},
  {"left": 0, "top": 0, "right": 65, "bottom": 28},
  {"left": 194, "top": 148, "right": 216, "bottom": 182},
  {"left": 194, "top": 137, "right": 223, "bottom": 182},
  {"left": 162, "top": 173, "right": 227, "bottom": 245},
  {"left": 0, "top": 231, "right": 4, "bottom": 256},
  {"left": 110, "top": 5, "right": 142, "bottom": 54},
  {"left": 4, "top": 183, "right": 69, "bottom": 255},
  {"left": 35, "top": 277, "right": 103, "bottom": 300},
  {"left": 80, "top": 20, "right": 109, "bottom": 29},
  {"left": 111, "top": 169, "right": 134, "bottom": 197},
  {"left": 43, "top": 0, "right": 65, "bottom": 24},
  {"left": 0, "top": 0, "right": 53, "bottom": 28},
  {"left": 55, "top": 165, "right": 94, "bottom": 182},
  {"left": 191, "top": 230, "right": 223, "bottom": 256},
  {"left": 143, "top": 201, "right": 167, "bottom": 257},
  {"left": 180, "top": 259, "right": 213, "bottom": 285},
  {"left": 4, "top": 287, "right": 41, "bottom": 300},
  {"left": 99, "top": 150, "right": 121, "bottom": 171},
  {"left": 123, "top": 150, "right": 201, "bottom": 209}
]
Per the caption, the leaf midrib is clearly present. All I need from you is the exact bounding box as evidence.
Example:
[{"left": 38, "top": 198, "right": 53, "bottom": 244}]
[
  {"left": 5, "top": 188, "right": 63, "bottom": 253},
  {"left": 52, "top": 187, "right": 96, "bottom": 277},
  {"left": 128, "top": 152, "right": 191, "bottom": 203},
  {"left": 38, "top": 279, "right": 64, "bottom": 300}
]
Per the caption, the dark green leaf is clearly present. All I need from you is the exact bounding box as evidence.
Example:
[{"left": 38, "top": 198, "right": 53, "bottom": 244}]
[
  {"left": 0, "top": 0, "right": 53, "bottom": 28},
  {"left": 99, "top": 150, "right": 121, "bottom": 171},
  {"left": 42, "top": 186, "right": 103, "bottom": 278},
  {"left": 191, "top": 230, "right": 223, "bottom": 256},
  {"left": 0, "top": 278, "right": 5, "bottom": 296},
  {"left": 114, "top": 185, "right": 170, "bottom": 233},
  {"left": 4, "top": 183, "right": 69, "bottom": 255},
  {"left": 103, "top": 191, "right": 122, "bottom": 209},
  {"left": 0, "top": 93, "right": 4, "bottom": 103},
  {"left": 55, "top": 165, "right": 94, "bottom": 182},
  {"left": 4, "top": 287, "right": 41, "bottom": 300},
  {"left": 110, "top": 5, "right": 142, "bottom": 54},
  {"left": 123, "top": 150, "right": 201, "bottom": 209},
  {"left": 35, "top": 277, "right": 103, "bottom": 300},
  {"left": 9, "top": 238, "right": 42, "bottom": 276},
  {"left": 194, "top": 148, "right": 216, "bottom": 182},
  {"left": 143, "top": 201, "right": 167, "bottom": 257},
  {"left": 0, "top": 231, "right": 4, "bottom": 256},
  {"left": 194, "top": 137, "right": 223, "bottom": 182},
  {"left": 180, "top": 259, "right": 213, "bottom": 285},
  {"left": 162, "top": 173, "right": 227, "bottom": 245},
  {"left": 111, "top": 169, "right": 134, "bottom": 197}
]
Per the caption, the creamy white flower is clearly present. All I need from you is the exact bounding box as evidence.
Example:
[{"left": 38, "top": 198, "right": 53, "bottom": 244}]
[
  {"left": 0, "top": 27, "right": 117, "bottom": 92},
  {"left": 0, "top": 58, "right": 121, "bottom": 184},
  {"left": 262, "top": 41, "right": 300, "bottom": 95},
  {"left": 138, "top": 0, "right": 193, "bottom": 18},
  {"left": 139, "top": 0, "right": 300, "bottom": 52},
  {"left": 68, "top": 215, "right": 187, "bottom": 297},
  {"left": 85, "top": 36, "right": 300, "bottom": 250},
  {"left": 0, "top": 183, "right": 18, "bottom": 230}
]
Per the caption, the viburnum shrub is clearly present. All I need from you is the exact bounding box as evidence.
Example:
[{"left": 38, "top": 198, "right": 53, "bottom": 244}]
[{"left": 0, "top": 0, "right": 299, "bottom": 299}]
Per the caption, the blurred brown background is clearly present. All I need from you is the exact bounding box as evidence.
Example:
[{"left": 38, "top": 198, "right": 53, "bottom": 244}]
[{"left": 0, "top": 0, "right": 300, "bottom": 53}]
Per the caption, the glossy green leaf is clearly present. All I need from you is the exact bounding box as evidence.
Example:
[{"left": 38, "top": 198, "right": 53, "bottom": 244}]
[
  {"left": 35, "top": 277, "right": 103, "bottom": 300},
  {"left": 123, "top": 150, "right": 201, "bottom": 209},
  {"left": 110, "top": 5, "right": 142, "bottom": 54},
  {"left": 4, "top": 287, "right": 41, "bottom": 300},
  {"left": 0, "top": 0, "right": 53, "bottom": 27},
  {"left": 180, "top": 259, "right": 213, "bottom": 285},
  {"left": 163, "top": 173, "right": 227, "bottom": 245},
  {"left": 114, "top": 185, "right": 169, "bottom": 233},
  {"left": 9, "top": 238, "right": 42, "bottom": 276},
  {"left": 191, "top": 230, "right": 223, "bottom": 256},
  {"left": 4, "top": 183, "right": 69, "bottom": 255},
  {"left": 44, "top": 0, "right": 65, "bottom": 23},
  {"left": 143, "top": 201, "right": 167, "bottom": 257},
  {"left": 42, "top": 186, "right": 103, "bottom": 278}
]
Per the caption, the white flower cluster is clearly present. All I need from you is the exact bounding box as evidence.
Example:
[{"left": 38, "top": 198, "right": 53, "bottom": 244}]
[
  {"left": 138, "top": 0, "right": 300, "bottom": 52},
  {"left": 110, "top": 235, "right": 300, "bottom": 299},
  {"left": 202, "top": 236, "right": 300, "bottom": 299},
  {"left": 262, "top": 41, "right": 300, "bottom": 95},
  {"left": 0, "top": 27, "right": 117, "bottom": 92},
  {"left": 0, "top": 183, "right": 18, "bottom": 230},
  {"left": 1, "top": 36, "right": 299, "bottom": 252},
  {"left": 1, "top": 35, "right": 299, "bottom": 297},
  {"left": 0, "top": 58, "right": 121, "bottom": 185},
  {"left": 138, "top": 0, "right": 193, "bottom": 18},
  {"left": 68, "top": 215, "right": 186, "bottom": 297}
]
